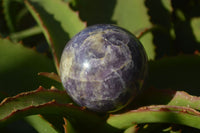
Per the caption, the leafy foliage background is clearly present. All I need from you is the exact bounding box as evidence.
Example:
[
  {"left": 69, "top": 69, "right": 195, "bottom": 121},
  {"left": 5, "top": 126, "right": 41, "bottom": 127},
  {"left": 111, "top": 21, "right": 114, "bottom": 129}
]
[{"left": 0, "top": 0, "right": 200, "bottom": 133}]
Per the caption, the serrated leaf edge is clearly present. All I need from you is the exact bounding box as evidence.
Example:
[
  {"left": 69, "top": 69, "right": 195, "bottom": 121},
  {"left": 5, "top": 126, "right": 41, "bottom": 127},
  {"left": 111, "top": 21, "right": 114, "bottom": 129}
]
[
  {"left": 108, "top": 105, "right": 200, "bottom": 129},
  {"left": 0, "top": 86, "right": 66, "bottom": 106},
  {"left": 38, "top": 72, "right": 61, "bottom": 83},
  {"left": 24, "top": 0, "right": 60, "bottom": 72}
]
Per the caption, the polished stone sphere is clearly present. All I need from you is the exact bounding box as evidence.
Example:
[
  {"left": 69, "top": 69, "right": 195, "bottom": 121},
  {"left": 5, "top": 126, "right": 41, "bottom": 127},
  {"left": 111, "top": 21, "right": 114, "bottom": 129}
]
[{"left": 60, "top": 24, "right": 148, "bottom": 112}]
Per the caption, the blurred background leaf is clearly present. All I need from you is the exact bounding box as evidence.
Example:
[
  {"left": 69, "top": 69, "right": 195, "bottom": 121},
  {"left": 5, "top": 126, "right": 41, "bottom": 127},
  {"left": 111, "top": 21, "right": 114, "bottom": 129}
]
[
  {"left": 0, "top": 39, "right": 62, "bottom": 100},
  {"left": 147, "top": 55, "right": 200, "bottom": 95}
]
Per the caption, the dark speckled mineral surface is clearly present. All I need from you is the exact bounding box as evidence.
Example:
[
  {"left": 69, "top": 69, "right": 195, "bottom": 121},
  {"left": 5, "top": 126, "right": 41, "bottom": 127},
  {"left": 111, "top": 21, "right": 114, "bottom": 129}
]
[{"left": 60, "top": 24, "right": 147, "bottom": 112}]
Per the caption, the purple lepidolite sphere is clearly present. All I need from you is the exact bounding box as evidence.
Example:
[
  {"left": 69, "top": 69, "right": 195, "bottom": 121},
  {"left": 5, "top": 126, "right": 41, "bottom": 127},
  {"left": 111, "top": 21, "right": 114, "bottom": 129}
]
[{"left": 60, "top": 24, "right": 148, "bottom": 112}]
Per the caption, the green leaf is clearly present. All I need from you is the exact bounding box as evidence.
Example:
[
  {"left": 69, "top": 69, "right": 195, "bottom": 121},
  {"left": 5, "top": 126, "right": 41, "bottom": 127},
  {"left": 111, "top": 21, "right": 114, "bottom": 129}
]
[
  {"left": 2, "top": 0, "right": 14, "bottom": 32},
  {"left": 2, "top": 0, "right": 30, "bottom": 33},
  {"left": 139, "top": 32, "right": 155, "bottom": 60},
  {"left": 171, "top": 1, "right": 200, "bottom": 53},
  {"left": 147, "top": 55, "right": 200, "bottom": 95},
  {"left": 70, "top": 0, "right": 117, "bottom": 25},
  {"left": 161, "top": 0, "right": 173, "bottom": 13},
  {"left": 0, "top": 87, "right": 119, "bottom": 133},
  {"left": 127, "top": 88, "right": 200, "bottom": 112},
  {"left": 0, "top": 87, "right": 70, "bottom": 132},
  {"left": 191, "top": 17, "right": 200, "bottom": 43},
  {"left": 2, "top": 0, "right": 22, "bottom": 32},
  {"left": 0, "top": 87, "right": 72, "bottom": 123},
  {"left": 111, "top": 0, "right": 155, "bottom": 60},
  {"left": 167, "top": 91, "right": 200, "bottom": 110},
  {"left": 107, "top": 105, "right": 200, "bottom": 129},
  {"left": 25, "top": 0, "right": 86, "bottom": 71},
  {"left": 0, "top": 38, "right": 61, "bottom": 100},
  {"left": 63, "top": 118, "right": 77, "bottom": 133},
  {"left": 10, "top": 26, "right": 42, "bottom": 42},
  {"left": 25, "top": 115, "right": 59, "bottom": 133},
  {"left": 145, "top": 0, "right": 174, "bottom": 58},
  {"left": 0, "top": 87, "right": 72, "bottom": 133},
  {"left": 112, "top": 0, "right": 151, "bottom": 33},
  {"left": 28, "top": 0, "right": 85, "bottom": 38}
]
